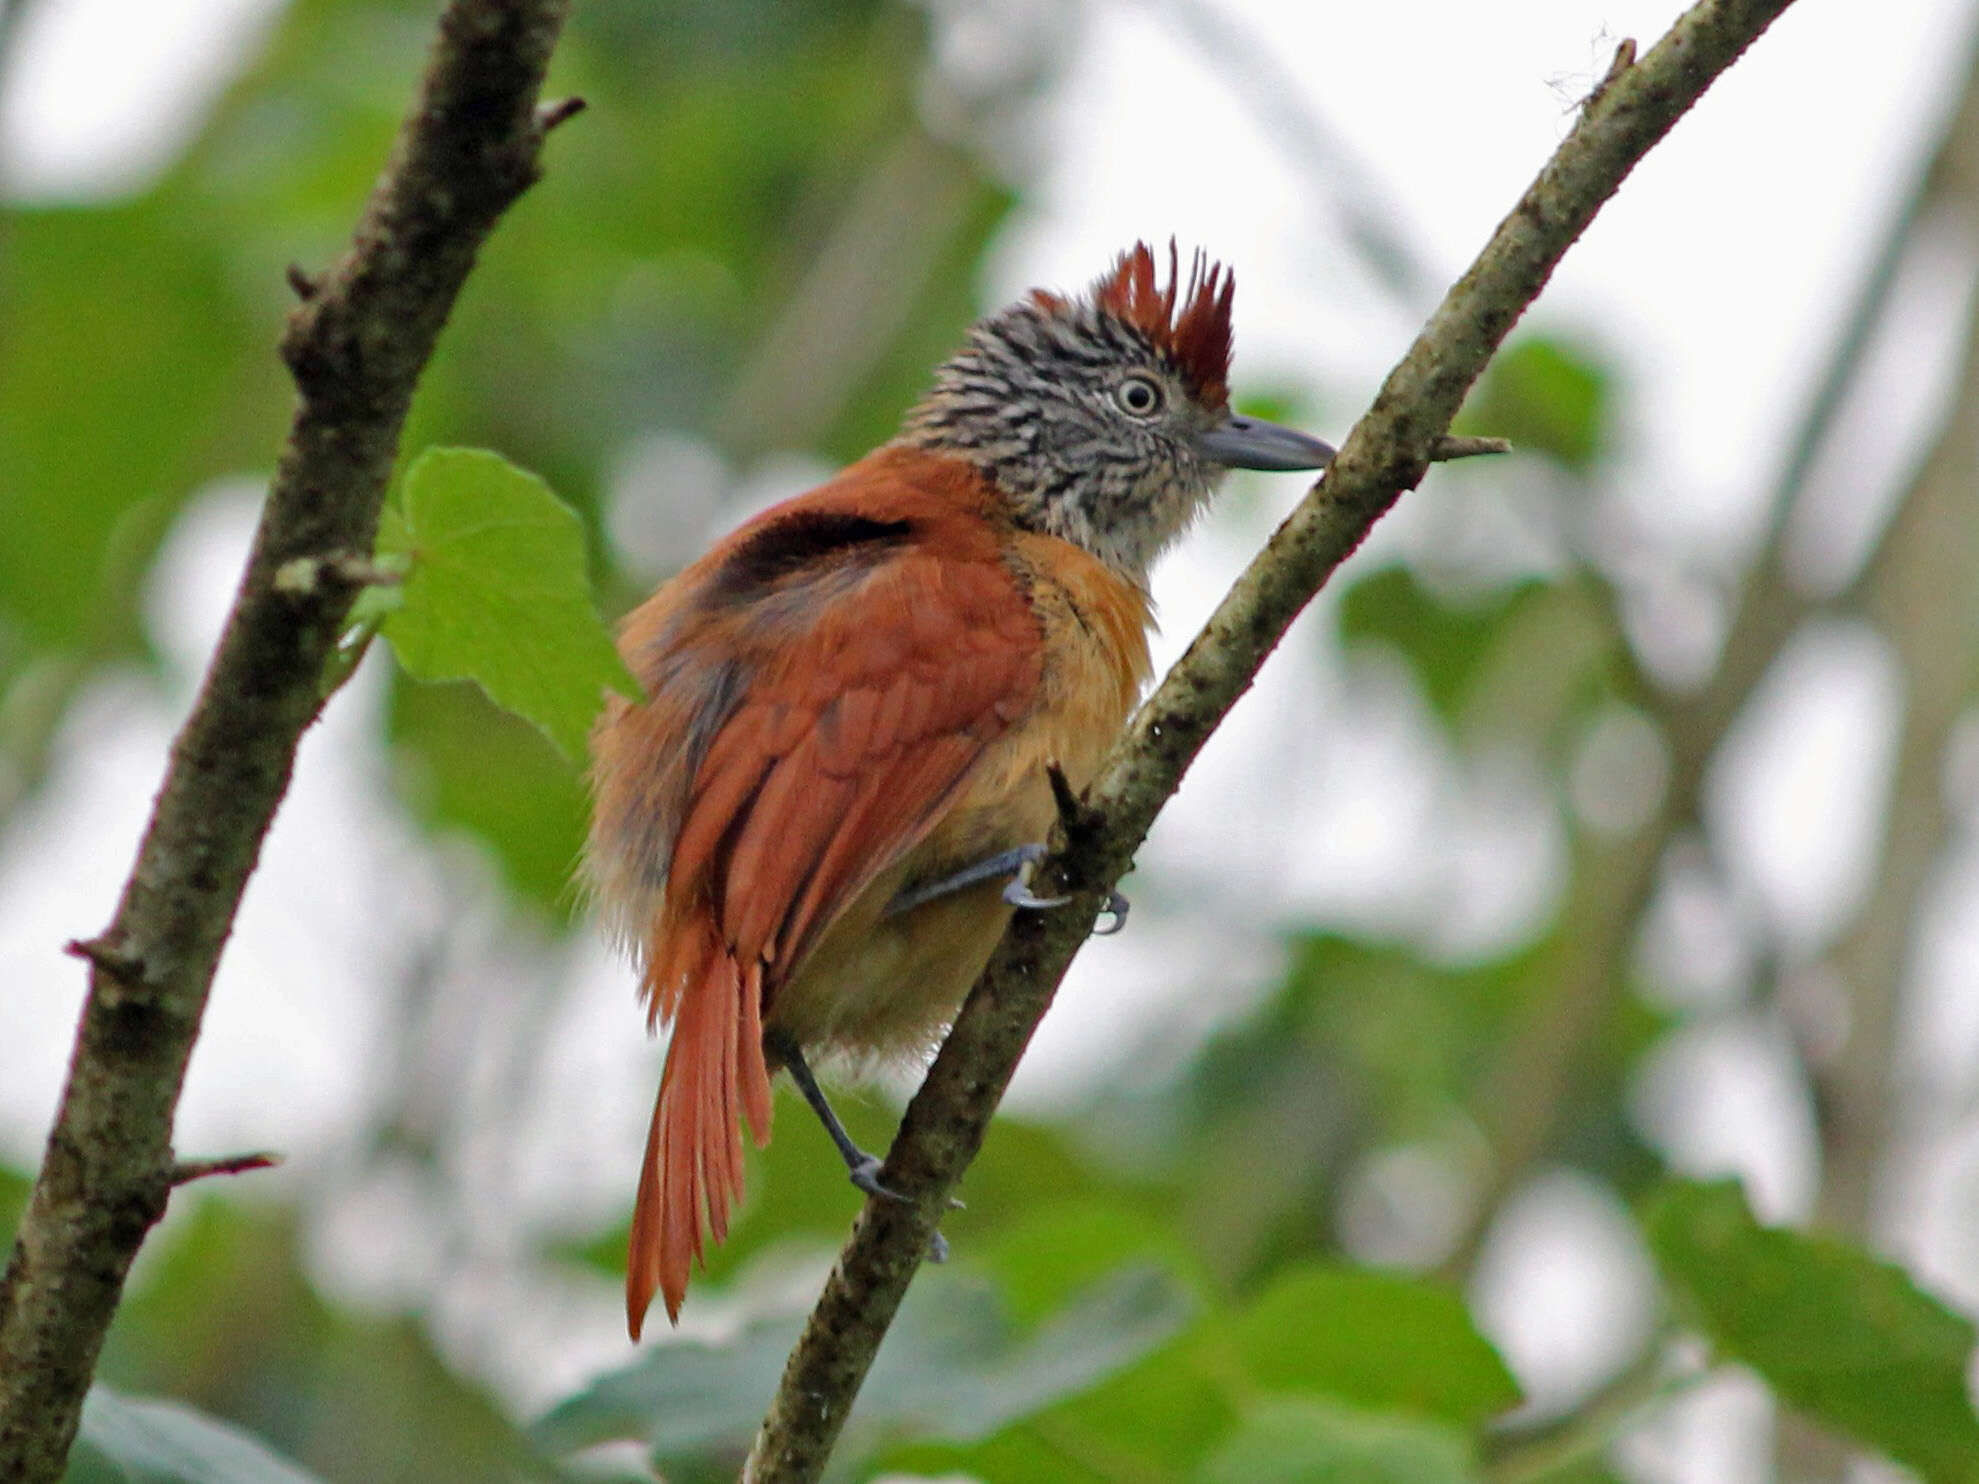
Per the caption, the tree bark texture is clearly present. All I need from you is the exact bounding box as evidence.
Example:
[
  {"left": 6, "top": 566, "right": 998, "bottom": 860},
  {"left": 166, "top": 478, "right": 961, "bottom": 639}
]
[{"left": 0, "top": 4, "right": 571, "bottom": 1478}]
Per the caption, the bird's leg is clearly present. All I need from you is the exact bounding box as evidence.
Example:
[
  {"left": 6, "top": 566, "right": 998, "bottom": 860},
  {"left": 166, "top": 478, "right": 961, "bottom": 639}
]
[
  {"left": 885, "top": 843, "right": 1060, "bottom": 914},
  {"left": 767, "top": 1030, "right": 896, "bottom": 1196},
  {"left": 765, "top": 1030, "right": 951, "bottom": 1262},
  {"left": 885, "top": 842, "right": 1131, "bottom": 932}
]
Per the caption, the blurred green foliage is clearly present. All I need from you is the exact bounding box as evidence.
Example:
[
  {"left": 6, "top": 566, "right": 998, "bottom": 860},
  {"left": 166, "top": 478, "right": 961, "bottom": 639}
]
[
  {"left": 1455, "top": 336, "right": 1612, "bottom": 474},
  {"left": 3, "top": 0, "right": 1976, "bottom": 1480},
  {"left": 82, "top": 1198, "right": 541, "bottom": 1481}
]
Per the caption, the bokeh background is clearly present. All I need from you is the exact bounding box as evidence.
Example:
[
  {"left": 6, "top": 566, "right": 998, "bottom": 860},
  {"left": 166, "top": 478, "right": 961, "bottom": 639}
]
[{"left": 4, "top": 0, "right": 1978, "bottom": 1479}]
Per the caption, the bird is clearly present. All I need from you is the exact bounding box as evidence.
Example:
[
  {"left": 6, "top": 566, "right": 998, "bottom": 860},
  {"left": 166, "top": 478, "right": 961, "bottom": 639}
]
[{"left": 586, "top": 242, "right": 1334, "bottom": 1337}]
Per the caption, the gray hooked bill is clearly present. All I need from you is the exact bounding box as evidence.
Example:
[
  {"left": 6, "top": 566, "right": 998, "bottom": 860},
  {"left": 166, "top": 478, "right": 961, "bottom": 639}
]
[{"left": 1196, "top": 413, "right": 1335, "bottom": 472}]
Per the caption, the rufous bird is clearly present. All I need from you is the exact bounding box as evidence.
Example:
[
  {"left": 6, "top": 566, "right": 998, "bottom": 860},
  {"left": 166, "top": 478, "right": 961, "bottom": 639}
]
[{"left": 587, "top": 242, "right": 1334, "bottom": 1337}]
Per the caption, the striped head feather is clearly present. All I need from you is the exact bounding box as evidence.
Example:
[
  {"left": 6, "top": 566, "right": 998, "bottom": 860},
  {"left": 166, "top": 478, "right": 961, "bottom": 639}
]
[{"left": 898, "top": 240, "right": 1247, "bottom": 583}]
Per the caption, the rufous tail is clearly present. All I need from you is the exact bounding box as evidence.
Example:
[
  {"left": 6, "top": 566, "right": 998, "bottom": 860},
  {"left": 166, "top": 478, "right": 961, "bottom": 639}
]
[{"left": 627, "top": 915, "right": 774, "bottom": 1338}]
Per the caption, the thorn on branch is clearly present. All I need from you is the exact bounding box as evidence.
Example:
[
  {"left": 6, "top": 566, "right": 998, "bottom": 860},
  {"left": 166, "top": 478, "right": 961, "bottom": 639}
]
[
  {"left": 1045, "top": 762, "right": 1090, "bottom": 838},
  {"left": 1585, "top": 38, "right": 1638, "bottom": 112},
  {"left": 1429, "top": 434, "right": 1514, "bottom": 461},
  {"left": 170, "top": 1151, "right": 283, "bottom": 1187},
  {"left": 536, "top": 96, "right": 586, "bottom": 134},
  {"left": 285, "top": 263, "right": 320, "bottom": 300},
  {"left": 65, "top": 936, "right": 144, "bottom": 984},
  {"left": 1044, "top": 762, "right": 1131, "bottom": 933}
]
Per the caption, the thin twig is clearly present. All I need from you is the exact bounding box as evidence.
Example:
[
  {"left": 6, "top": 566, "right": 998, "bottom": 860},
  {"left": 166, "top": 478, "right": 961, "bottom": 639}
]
[
  {"left": 1485, "top": 1335, "right": 1707, "bottom": 1484},
  {"left": 536, "top": 96, "right": 586, "bottom": 132},
  {"left": 1430, "top": 434, "right": 1513, "bottom": 460},
  {"left": 0, "top": 5, "right": 570, "bottom": 1479},
  {"left": 743, "top": 2, "right": 1801, "bottom": 1478},
  {"left": 169, "top": 1152, "right": 283, "bottom": 1187},
  {"left": 1583, "top": 38, "right": 1640, "bottom": 115},
  {"left": 61, "top": 937, "right": 144, "bottom": 984}
]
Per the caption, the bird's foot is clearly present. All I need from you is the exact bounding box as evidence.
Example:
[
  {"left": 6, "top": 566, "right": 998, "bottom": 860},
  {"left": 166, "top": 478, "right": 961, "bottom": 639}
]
[
  {"left": 848, "top": 1152, "right": 908, "bottom": 1204},
  {"left": 1000, "top": 841, "right": 1071, "bottom": 910},
  {"left": 1001, "top": 844, "right": 1131, "bottom": 936},
  {"left": 889, "top": 842, "right": 1061, "bottom": 915},
  {"left": 887, "top": 843, "right": 1125, "bottom": 936},
  {"left": 850, "top": 1155, "right": 956, "bottom": 1262}
]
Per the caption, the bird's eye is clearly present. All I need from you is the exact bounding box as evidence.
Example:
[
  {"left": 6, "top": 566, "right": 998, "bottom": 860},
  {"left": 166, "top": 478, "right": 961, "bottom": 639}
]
[{"left": 1114, "top": 375, "right": 1164, "bottom": 417}]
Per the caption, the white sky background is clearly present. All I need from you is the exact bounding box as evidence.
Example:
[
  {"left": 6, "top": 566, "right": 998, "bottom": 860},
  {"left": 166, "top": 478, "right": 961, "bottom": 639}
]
[{"left": 4, "top": 0, "right": 1979, "bottom": 1474}]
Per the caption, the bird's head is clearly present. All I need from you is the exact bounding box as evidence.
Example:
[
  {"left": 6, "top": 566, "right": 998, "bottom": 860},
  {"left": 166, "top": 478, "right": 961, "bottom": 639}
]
[{"left": 899, "top": 242, "right": 1334, "bottom": 581}]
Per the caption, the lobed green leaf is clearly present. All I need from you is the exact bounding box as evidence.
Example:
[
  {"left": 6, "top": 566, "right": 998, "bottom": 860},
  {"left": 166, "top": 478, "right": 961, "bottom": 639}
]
[{"left": 376, "top": 447, "right": 637, "bottom": 763}]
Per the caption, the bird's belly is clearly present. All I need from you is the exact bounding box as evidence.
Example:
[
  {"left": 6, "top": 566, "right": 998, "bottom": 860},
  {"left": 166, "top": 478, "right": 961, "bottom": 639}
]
[
  {"left": 768, "top": 878, "right": 1014, "bottom": 1063},
  {"left": 763, "top": 716, "right": 1110, "bottom": 1064}
]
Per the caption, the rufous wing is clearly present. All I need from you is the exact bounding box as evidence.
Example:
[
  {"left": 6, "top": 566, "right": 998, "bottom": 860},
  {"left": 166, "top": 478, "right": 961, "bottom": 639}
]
[{"left": 601, "top": 454, "right": 1044, "bottom": 1335}]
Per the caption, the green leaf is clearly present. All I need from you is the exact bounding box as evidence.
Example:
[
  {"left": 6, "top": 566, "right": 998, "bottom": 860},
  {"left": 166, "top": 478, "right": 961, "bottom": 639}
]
[
  {"left": 1646, "top": 1179, "right": 1979, "bottom": 1483},
  {"left": 1196, "top": 1397, "right": 1480, "bottom": 1484},
  {"left": 377, "top": 447, "right": 637, "bottom": 762},
  {"left": 1165, "top": 934, "right": 1545, "bottom": 1287},
  {"left": 980, "top": 1200, "right": 1205, "bottom": 1325},
  {"left": 1338, "top": 569, "right": 1534, "bottom": 725},
  {"left": 891, "top": 1263, "right": 1513, "bottom": 1484},
  {"left": 101, "top": 1196, "right": 544, "bottom": 1482},
  {"left": 69, "top": 1386, "right": 325, "bottom": 1484},
  {"left": 1456, "top": 335, "right": 1611, "bottom": 472},
  {"left": 890, "top": 1264, "right": 1190, "bottom": 1443},
  {"left": 1229, "top": 1267, "right": 1520, "bottom": 1427},
  {"left": 885, "top": 1298, "right": 1237, "bottom": 1482},
  {"left": 533, "top": 1263, "right": 1192, "bottom": 1472}
]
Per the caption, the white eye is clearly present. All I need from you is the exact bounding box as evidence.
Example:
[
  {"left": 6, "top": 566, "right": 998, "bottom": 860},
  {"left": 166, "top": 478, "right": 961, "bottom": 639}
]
[{"left": 1114, "top": 374, "right": 1164, "bottom": 417}]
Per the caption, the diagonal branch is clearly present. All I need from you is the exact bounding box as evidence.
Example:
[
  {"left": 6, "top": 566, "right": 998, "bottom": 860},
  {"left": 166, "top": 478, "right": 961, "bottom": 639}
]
[
  {"left": 743, "top": 0, "right": 1801, "bottom": 1477},
  {"left": 0, "top": 4, "right": 570, "bottom": 1479}
]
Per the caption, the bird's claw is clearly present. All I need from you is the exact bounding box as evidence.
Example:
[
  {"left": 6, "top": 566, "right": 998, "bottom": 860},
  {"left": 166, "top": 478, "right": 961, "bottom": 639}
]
[
  {"left": 1004, "top": 875, "right": 1129, "bottom": 936},
  {"left": 851, "top": 1157, "right": 958, "bottom": 1263},
  {"left": 1001, "top": 841, "right": 1073, "bottom": 910},
  {"left": 848, "top": 1154, "right": 910, "bottom": 1205},
  {"left": 1002, "top": 878, "right": 1073, "bottom": 910},
  {"left": 998, "top": 843, "right": 1128, "bottom": 933},
  {"left": 851, "top": 1155, "right": 964, "bottom": 1212}
]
